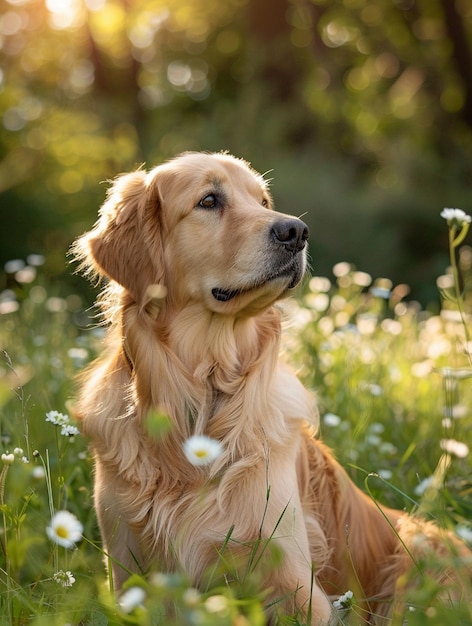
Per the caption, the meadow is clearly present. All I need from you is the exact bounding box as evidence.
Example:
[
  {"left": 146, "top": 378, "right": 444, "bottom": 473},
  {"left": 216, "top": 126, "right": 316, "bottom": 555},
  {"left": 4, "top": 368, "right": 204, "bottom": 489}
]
[{"left": 0, "top": 210, "right": 471, "bottom": 625}]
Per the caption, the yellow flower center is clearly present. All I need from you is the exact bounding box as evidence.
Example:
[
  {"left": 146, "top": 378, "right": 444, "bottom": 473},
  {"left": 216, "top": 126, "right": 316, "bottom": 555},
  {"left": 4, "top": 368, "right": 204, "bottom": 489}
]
[{"left": 56, "top": 525, "right": 69, "bottom": 539}]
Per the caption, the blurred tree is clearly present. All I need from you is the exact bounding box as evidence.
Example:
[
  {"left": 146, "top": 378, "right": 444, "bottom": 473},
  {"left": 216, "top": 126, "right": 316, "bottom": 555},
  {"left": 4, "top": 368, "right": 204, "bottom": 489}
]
[
  {"left": 0, "top": 0, "right": 471, "bottom": 302},
  {"left": 440, "top": 0, "right": 472, "bottom": 127}
]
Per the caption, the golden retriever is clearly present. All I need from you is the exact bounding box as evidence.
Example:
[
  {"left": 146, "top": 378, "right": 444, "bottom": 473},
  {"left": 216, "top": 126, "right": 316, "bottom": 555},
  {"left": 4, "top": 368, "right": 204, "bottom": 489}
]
[{"left": 72, "top": 152, "right": 470, "bottom": 624}]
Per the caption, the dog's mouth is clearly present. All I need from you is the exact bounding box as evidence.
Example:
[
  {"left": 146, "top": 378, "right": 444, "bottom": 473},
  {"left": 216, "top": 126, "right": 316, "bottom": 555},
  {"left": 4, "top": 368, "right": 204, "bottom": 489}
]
[
  {"left": 212, "top": 261, "right": 303, "bottom": 303},
  {"left": 212, "top": 288, "right": 239, "bottom": 302}
]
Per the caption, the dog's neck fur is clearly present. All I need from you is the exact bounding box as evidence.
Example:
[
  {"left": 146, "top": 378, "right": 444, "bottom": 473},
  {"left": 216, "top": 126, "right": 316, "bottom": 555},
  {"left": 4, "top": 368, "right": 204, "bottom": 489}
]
[
  {"left": 75, "top": 285, "right": 312, "bottom": 561},
  {"left": 116, "top": 294, "right": 291, "bottom": 472}
]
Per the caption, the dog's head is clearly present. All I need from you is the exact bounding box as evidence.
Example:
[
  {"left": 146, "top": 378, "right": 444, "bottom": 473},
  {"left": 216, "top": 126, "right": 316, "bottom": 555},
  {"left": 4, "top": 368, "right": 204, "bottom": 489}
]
[{"left": 74, "top": 152, "right": 309, "bottom": 316}]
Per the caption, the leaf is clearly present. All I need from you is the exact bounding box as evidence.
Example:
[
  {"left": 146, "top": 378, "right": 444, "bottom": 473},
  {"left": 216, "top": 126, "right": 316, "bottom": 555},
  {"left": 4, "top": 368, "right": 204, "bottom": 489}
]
[
  {"left": 144, "top": 410, "right": 172, "bottom": 440},
  {"left": 7, "top": 536, "right": 44, "bottom": 572},
  {"left": 85, "top": 610, "right": 109, "bottom": 626}
]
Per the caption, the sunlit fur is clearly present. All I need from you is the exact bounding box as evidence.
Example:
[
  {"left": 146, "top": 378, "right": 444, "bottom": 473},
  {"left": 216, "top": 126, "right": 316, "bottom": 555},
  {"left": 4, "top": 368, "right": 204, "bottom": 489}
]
[{"left": 72, "top": 152, "right": 470, "bottom": 625}]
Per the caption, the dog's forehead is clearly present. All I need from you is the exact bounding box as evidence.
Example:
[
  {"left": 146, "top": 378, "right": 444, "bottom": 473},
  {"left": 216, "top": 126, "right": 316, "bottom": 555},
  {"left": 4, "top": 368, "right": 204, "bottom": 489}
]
[{"left": 164, "top": 153, "right": 268, "bottom": 195}]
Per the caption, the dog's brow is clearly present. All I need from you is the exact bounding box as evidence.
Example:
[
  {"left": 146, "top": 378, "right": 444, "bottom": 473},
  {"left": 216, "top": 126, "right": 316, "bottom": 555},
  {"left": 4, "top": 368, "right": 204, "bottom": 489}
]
[
  {"left": 210, "top": 176, "right": 225, "bottom": 190},
  {"left": 204, "top": 177, "right": 228, "bottom": 203}
]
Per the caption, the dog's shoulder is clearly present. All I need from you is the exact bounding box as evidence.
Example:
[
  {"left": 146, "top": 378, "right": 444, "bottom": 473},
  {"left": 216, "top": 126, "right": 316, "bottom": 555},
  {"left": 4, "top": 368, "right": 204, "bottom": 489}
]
[{"left": 272, "top": 362, "right": 319, "bottom": 428}]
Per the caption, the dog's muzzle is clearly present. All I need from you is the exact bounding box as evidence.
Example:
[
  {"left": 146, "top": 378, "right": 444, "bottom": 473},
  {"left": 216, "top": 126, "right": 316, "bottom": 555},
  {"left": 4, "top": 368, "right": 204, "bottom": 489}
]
[{"left": 212, "top": 217, "right": 309, "bottom": 303}]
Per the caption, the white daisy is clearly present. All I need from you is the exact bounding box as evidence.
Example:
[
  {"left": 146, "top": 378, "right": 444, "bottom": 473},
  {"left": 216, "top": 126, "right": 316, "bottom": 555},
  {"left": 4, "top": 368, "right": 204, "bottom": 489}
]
[
  {"left": 440, "top": 438, "right": 469, "bottom": 458},
  {"left": 183, "top": 435, "right": 223, "bottom": 466},
  {"left": 323, "top": 413, "right": 341, "bottom": 427},
  {"left": 46, "top": 510, "right": 83, "bottom": 548},
  {"left": 440, "top": 208, "right": 471, "bottom": 227},
  {"left": 119, "top": 586, "right": 146, "bottom": 613}
]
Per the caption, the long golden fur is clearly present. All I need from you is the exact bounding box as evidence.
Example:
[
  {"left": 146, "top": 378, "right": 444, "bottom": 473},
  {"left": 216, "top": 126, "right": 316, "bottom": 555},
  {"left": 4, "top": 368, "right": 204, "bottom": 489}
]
[{"left": 73, "top": 152, "right": 470, "bottom": 624}]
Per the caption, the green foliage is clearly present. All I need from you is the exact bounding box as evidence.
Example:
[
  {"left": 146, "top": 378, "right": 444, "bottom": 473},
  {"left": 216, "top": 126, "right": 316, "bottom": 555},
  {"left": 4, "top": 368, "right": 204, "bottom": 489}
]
[
  {"left": 288, "top": 266, "right": 472, "bottom": 518},
  {"left": 1, "top": 0, "right": 472, "bottom": 299},
  {"left": 1, "top": 212, "right": 472, "bottom": 623}
]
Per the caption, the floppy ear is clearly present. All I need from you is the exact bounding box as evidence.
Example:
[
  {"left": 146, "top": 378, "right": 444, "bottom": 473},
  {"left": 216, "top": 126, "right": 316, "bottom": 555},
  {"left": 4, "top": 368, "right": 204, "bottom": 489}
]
[{"left": 73, "top": 168, "right": 165, "bottom": 304}]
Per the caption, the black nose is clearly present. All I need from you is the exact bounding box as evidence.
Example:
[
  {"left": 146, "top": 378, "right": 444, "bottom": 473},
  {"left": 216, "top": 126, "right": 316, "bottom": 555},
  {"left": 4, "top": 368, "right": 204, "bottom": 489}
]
[{"left": 271, "top": 218, "right": 309, "bottom": 253}]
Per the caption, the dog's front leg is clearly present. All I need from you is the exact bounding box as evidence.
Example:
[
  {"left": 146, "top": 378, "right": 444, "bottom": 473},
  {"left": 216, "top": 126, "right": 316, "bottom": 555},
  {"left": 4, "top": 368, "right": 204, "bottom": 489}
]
[
  {"left": 263, "top": 499, "right": 334, "bottom": 625},
  {"left": 94, "top": 461, "right": 146, "bottom": 590},
  {"left": 215, "top": 461, "right": 334, "bottom": 625}
]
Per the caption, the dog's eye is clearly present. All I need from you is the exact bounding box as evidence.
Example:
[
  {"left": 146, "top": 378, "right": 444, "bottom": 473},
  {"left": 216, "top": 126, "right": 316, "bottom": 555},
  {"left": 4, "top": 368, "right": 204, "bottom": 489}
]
[
  {"left": 198, "top": 194, "right": 218, "bottom": 209},
  {"left": 262, "top": 198, "right": 269, "bottom": 208}
]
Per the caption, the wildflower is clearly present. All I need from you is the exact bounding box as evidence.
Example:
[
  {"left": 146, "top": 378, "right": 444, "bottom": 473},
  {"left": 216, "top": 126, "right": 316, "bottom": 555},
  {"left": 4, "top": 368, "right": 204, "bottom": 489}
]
[
  {"left": 150, "top": 572, "right": 170, "bottom": 588},
  {"left": 442, "top": 418, "right": 452, "bottom": 429},
  {"left": 4, "top": 259, "right": 25, "bottom": 274},
  {"left": 309, "top": 276, "right": 331, "bottom": 292},
  {"left": 367, "top": 434, "right": 381, "bottom": 446},
  {"left": 0, "top": 299, "right": 19, "bottom": 314},
  {"left": 357, "top": 316, "right": 377, "bottom": 336},
  {"left": 1, "top": 453, "right": 15, "bottom": 465},
  {"left": 440, "top": 208, "right": 471, "bottom": 228},
  {"left": 46, "top": 297, "right": 67, "bottom": 313},
  {"left": 119, "top": 586, "right": 146, "bottom": 613},
  {"left": 414, "top": 475, "right": 434, "bottom": 496},
  {"left": 442, "top": 404, "right": 468, "bottom": 419},
  {"left": 27, "top": 253, "right": 45, "bottom": 266},
  {"left": 67, "top": 347, "right": 89, "bottom": 364},
  {"left": 183, "top": 435, "right": 223, "bottom": 466},
  {"left": 411, "top": 360, "right": 433, "bottom": 378},
  {"left": 305, "top": 292, "right": 329, "bottom": 312},
  {"left": 380, "top": 442, "right": 397, "bottom": 455},
  {"left": 333, "top": 589, "right": 354, "bottom": 611},
  {"left": 53, "top": 570, "right": 76, "bottom": 587},
  {"left": 440, "top": 438, "right": 469, "bottom": 458},
  {"left": 323, "top": 413, "right": 341, "bottom": 427},
  {"left": 46, "top": 510, "right": 83, "bottom": 548},
  {"left": 15, "top": 266, "right": 36, "bottom": 284},
  {"left": 370, "top": 422, "right": 385, "bottom": 434},
  {"left": 439, "top": 367, "right": 472, "bottom": 380},
  {"left": 456, "top": 525, "right": 472, "bottom": 544},
  {"left": 333, "top": 261, "right": 351, "bottom": 277},
  {"left": 378, "top": 469, "right": 393, "bottom": 480},
  {"left": 370, "top": 286, "right": 391, "bottom": 299},
  {"left": 182, "top": 587, "right": 201, "bottom": 608},
  {"left": 60, "top": 424, "right": 80, "bottom": 438},
  {"left": 32, "top": 466, "right": 46, "bottom": 480},
  {"left": 46, "top": 411, "right": 80, "bottom": 438},
  {"left": 352, "top": 271, "right": 372, "bottom": 287},
  {"left": 46, "top": 411, "right": 69, "bottom": 426},
  {"left": 14, "top": 448, "right": 29, "bottom": 463},
  {"left": 360, "top": 382, "right": 383, "bottom": 396},
  {"left": 205, "top": 595, "right": 229, "bottom": 615}
]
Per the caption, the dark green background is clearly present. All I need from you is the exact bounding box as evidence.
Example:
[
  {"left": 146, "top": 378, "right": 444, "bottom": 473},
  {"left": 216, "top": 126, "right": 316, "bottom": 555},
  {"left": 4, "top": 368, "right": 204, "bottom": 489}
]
[{"left": 1, "top": 0, "right": 471, "bottom": 304}]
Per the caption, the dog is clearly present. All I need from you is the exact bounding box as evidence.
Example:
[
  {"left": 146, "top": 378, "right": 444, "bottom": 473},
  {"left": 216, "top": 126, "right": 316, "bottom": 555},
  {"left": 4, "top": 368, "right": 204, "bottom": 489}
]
[{"left": 72, "top": 152, "right": 470, "bottom": 624}]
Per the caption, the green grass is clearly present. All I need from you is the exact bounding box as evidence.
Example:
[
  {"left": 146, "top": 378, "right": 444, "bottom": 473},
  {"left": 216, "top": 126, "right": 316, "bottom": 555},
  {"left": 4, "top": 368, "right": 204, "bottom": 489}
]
[{"left": 1, "top": 215, "right": 472, "bottom": 625}]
